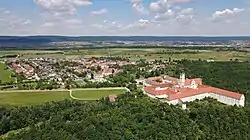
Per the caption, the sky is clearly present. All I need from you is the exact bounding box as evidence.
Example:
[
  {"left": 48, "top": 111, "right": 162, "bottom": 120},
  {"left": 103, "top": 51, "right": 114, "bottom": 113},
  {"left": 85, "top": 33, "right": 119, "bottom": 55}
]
[{"left": 0, "top": 0, "right": 249, "bottom": 36}]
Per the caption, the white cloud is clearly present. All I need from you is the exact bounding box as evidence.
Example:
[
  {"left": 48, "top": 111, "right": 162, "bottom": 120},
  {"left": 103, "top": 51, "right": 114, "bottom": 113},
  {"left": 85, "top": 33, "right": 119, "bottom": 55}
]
[
  {"left": 138, "top": 19, "right": 150, "bottom": 25},
  {"left": 3, "top": 10, "right": 11, "bottom": 15},
  {"left": 42, "top": 22, "right": 55, "bottom": 27},
  {"left": 92, "top": 20, "right": 122, "bottom": 31},
  {"left": 149, "top": 0, "right": 192, "bottom": 13},
  {"left": 0, "top": 9, "right": 31, "bottom": 28},
  {"left": 64, "top": 19, "right": 83, "bottom": 25},
  {"left": 131, "top": 0, "right": 148, "bottom": 14},
  {"left": 175, "top": 8, "right": 195, "bottom": 24},
  {"left": 168, "top": 0, "right": 193, "bottom": 4},
  {"left": 90, "top": 8, "right": 108, "bottom": 15},
  {"left": 70, "top": 0, "right": 92, "bottom": 6},
  {"left": 34, "top": 0, "right": 92, "bottom": 16},
  {"left": 179, "top": 8, "right": 194, "bottom": 15},
  {"left": 149, "top": 0, "right": 169, "bottom": 13},
  {"left": 154, "top": 9, "right": 175, "bottom": 21},
  {"left": 22, "top": 20, "right": 32, "bottom": 25},
  {"left": 212, "top": 8, "right": 244, "bottom": 22}
]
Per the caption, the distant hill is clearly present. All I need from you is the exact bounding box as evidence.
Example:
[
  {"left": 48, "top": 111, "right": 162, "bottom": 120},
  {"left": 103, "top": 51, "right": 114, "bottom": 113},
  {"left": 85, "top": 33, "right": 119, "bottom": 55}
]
[{"left": 0, "top": 36, "right": 250, "bottom": 49}]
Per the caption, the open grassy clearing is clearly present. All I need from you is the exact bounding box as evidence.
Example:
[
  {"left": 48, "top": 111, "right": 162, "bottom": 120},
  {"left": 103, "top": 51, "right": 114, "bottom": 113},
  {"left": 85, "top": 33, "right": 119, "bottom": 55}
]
[
  {"left": 0, "top": 88, "right": 126, "bottom": 106},
  {"left": 0, "top": 91, "right": 70, "bottom": 106},
  {"left": 0, "top": 63, "right": 15, "bottom": 83},
  {"left": 71, "top": 89, "right": 126, "bottom": 100}
]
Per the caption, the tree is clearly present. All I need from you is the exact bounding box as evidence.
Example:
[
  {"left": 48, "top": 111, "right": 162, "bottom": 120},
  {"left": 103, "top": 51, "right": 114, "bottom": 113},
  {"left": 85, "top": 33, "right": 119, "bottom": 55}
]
[
  {"left": 91, "top": 73, "right": 94, "bottom": 79},
  {"left": 97, "top": 65, "right": 102, "bottom": 71},
  {"left": 65, "top": 84, "right": 71, "bottom": 90}
]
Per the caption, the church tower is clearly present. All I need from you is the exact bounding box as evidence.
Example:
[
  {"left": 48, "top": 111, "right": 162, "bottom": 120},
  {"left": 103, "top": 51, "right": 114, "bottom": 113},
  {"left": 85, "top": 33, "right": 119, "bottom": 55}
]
[{"left": 179, "top": 72, "right": 185, "bottom": 87}]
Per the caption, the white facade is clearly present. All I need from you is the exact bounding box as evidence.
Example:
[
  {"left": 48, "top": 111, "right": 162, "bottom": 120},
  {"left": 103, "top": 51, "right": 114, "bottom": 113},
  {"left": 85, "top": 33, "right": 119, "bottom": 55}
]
[
  {"left": 145, "top": 91, "right": 245, "bottom": 107},
  {"left": 143, "top": 73, "right": 245, "bottom": 107}
]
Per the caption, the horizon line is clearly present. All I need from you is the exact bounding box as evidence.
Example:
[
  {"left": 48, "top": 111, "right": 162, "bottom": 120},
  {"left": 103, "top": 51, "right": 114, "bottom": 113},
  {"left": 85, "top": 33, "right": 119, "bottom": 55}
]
[{"left": 1, "top": 35, "right": 250, "bottom": 37}]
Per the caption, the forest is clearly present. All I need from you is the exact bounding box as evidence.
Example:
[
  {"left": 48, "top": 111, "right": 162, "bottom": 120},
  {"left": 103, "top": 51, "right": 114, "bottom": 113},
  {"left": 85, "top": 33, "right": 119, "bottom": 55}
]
[{"left": 1, "top": 92, "right": 250, "bottom": 140}]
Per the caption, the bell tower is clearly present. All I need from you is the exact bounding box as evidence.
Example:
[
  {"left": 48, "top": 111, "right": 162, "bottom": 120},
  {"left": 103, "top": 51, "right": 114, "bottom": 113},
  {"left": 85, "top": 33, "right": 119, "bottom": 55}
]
[{"left": 179, "top": 72, "right": 185, "bottom": 87}]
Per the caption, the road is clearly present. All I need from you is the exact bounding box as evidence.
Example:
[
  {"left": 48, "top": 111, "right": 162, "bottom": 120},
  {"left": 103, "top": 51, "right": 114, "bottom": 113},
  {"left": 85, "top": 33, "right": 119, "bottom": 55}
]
[{"left": 0, "top": 87, "right": 130, "bottom": 93}]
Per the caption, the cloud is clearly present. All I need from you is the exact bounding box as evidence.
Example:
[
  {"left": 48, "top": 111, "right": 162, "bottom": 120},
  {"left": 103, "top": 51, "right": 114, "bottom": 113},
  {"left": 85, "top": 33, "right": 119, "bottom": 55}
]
[
  {"left": 212, "top": 8, "right": 244, "bottom": 22},
  {"left": 34, "top": 0, "right": 92, "bottom": 16},
  {"left": 22, "top": 20, "right": 32, "bottom": 25},
  {"left": 149, "top": 0, "right": 192, "bottom": 13},
  {"left": 70, "top": 0, "right": 92, "bottom": 6},
  {"left": 175, "top": 8, "right": 195, "bottom": 24},
  {"left": 64, "top": 19, "right": 83, "bottom": 25},
  {"left": 131, "top": 0, "right": 148, "bottom": 14},
  {"left": 168, "top": 0, "right": 193, "bottom": 4},
  {"left": 42, "top": 22, "right": 55, "bottom": 27},
  {"left": 90, "top": 8, "right": 108, "bottom": 16},
  {"left": 179, "top": 8, "right": 194, "bottom": 15},
  {"left": 138, "top": 19, "right": 150, "bottom": 25},
  {"left": 154, "top": 9, "right": 175, "bottom": 21},
  {"left": 0, "top": 9, "right": 31, "bottom": 28},
  {"left": 149, "top": 0, "right": 169, "bottom": 13},
  {"left": 92, "top": 20, "right": 122, "bottom": 31}
]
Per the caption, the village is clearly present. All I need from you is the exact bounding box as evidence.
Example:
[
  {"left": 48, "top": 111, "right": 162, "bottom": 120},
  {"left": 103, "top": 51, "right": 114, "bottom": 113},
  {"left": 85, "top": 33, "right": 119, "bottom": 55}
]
[{"left": 4, "top": 57, "right": 138, "bottom": 87}]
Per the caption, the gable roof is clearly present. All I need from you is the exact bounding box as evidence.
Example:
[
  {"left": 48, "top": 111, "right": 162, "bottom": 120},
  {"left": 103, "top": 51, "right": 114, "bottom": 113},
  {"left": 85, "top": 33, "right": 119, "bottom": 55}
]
[{"left": 144, "top": 84, "right": 243, "bottom": 100}]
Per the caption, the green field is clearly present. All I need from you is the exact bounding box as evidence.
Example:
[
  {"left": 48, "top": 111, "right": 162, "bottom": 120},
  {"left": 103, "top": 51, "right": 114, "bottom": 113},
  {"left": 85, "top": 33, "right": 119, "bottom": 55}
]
[
  {"left": 2, "top": 48, "right": 250, "bottom": 61},
  {"left": 0, "top": 63, "right": 15, "bottom": 83},
  {"left": 0, "top": 89, "right": 126, "bottom": 106},
  {"left": 71, "top": 89, "right": 126, "bottom": 100},
  {"left": 65, "top": 48, "right": 250, "bottom": 61},
  {"left": 0, "top": 91, "right": 70, "bottom": 106}
]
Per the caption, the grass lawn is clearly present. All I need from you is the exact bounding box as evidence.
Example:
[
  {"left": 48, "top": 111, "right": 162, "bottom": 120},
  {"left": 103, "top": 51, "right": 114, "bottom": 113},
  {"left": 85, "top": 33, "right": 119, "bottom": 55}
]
[
  {"left": 0, "top": 91, "right": 70, "bottom": 106},
  {"left": 72, "top": 89, "right": 126, "bottom": 100},
  {"left": 0, "top": 63, "right": 15, "bottom": 83}
]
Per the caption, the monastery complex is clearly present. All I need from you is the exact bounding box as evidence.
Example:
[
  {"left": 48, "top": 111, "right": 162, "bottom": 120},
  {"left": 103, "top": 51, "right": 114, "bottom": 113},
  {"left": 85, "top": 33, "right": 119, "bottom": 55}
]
[{"left": 142, "top": 73, "right": 245, "bottom": 108}]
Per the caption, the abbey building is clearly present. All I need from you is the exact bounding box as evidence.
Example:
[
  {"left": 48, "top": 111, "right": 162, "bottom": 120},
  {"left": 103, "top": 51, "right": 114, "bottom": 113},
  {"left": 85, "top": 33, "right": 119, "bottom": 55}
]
[{"left": 142, "top": 73, "right": 245, "bottom": 108}]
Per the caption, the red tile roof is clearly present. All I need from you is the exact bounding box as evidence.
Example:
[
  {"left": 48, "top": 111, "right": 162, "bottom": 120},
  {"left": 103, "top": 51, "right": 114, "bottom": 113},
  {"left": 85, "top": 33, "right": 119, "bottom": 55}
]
[
  {"left": 109, "top": 94, "right": 117, "bottom": 102},
  {"left": 144, "top": 84, "right": 243, "bottom": 100},
  {"left": 144, "top": 75, "right": 243, "bottom": 101},
  {"left": 185, "top": 78, "right": 202, "bottom": 85}
]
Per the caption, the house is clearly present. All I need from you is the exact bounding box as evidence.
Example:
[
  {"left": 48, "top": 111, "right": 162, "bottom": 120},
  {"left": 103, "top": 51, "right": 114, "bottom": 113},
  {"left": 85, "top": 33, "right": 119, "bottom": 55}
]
[
  {"left": 108, "top": 94, "right": 117, "bottom": 102},
  {"left": 143, "top": 73, "right": 245, "bottom": 108}
]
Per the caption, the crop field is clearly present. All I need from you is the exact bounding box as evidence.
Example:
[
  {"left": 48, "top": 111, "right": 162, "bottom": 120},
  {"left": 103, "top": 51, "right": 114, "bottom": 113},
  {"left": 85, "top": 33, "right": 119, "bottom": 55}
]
[
  {"left": 66, "top": 48, "right": 250, "bottom": 61},
  {"left": 71, "top": 89, "right": 126, "bottom": 100},
  {"left": 0, "top": 63, "right": 15, "bottom": 83},
  {"left": 2, "top": 48, "right": 250, "bottom": 61}
]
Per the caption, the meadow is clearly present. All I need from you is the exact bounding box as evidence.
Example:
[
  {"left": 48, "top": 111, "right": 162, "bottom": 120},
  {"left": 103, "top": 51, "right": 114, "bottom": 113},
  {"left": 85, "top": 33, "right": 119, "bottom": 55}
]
[
  {"left": 71, "top": 89, "right": 126, "bottom": 100},
  {"left": 0, "top": 63, "right": 15, "bottom": 83},
  {"left": 0, "top": 91, "right": 70, "bottom": 106},
  {"left": 0, "top": 88, "right": 126, "bottom": 106}
]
